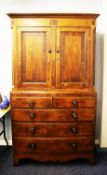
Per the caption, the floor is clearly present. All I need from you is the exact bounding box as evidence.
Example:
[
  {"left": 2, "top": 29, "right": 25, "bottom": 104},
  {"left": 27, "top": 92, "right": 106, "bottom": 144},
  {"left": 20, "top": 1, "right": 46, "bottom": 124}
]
[{"left": 0, "top": 146, "right": 107, "bottom": 175}]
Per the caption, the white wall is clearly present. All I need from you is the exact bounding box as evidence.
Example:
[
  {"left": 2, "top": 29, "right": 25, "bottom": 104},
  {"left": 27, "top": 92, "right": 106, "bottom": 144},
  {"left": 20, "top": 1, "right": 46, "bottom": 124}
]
[
  {"left": 0, "top": 0, "right": 102, "bottom": 13},
  {"left": 0, "top": 0, "right": 102, "bottom": 145},
  {"left": 100, "top": 0, "right": 107, "bottom": 147}
]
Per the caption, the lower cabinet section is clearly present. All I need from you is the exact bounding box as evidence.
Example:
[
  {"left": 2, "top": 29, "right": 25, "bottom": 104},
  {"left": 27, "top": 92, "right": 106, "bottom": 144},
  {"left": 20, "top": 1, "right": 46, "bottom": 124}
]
[{"left": 11, "top": 91, "right": 96, "bottom": 165}]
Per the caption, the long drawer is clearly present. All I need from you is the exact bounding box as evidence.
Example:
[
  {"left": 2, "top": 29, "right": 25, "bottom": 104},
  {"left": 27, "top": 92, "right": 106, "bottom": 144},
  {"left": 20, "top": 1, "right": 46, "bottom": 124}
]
[
  {"left": 12, "top": 108, "right": 95, "bottom": 122},
  {"left": 13, "top": 137, "right": 94, "bottom": 154},
  {"left": 53, "top": 96, "right": 96, "bottom": 108},
  {"left": 12, "top": 122, "right": 94, "bottom": 137},
  {"left": 11, "top": 97, "right": 52, "bottom": 108}
]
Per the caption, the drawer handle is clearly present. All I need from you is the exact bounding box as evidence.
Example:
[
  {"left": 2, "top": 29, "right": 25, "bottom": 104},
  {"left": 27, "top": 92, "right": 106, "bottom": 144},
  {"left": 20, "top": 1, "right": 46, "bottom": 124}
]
[
  {"left": 72, "top": 112, "right": 78, "bottom": 119},
  {"left": 71, "top": 127, "right": 78, "bottom": 134},
  {"left": 29, "top": 143, "right": 36, "bottom": 150},
  {"left": 30, "top": 127, "right": 36, "bottom": 134},
  {"left": 70, "top": 143, "right": 77, "bottom": 150},
  {"left": 29, "top": 112, "right": 35, "bottom": 119},
  {"left": 72, "top": 100, "right": 78, "bottom": 107},
  {"left": 29, "top": 101, "right": 35, "bottom": 108}
]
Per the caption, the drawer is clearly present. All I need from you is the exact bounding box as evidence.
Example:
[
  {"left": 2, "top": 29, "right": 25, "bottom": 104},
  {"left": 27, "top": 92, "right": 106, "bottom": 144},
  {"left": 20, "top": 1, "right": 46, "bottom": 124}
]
[
  {"left": 53, "top": 96, "right": 96, "bottom": 108},
  {"left": 13, "top": 137, "right": 94, "bottom": 154},
  {"left": 11, "top": 97, "right": 52, "bottom": 109},
  {"left": 13, "top": 122, "right": 94, "bottom": 137},
  {"left": 12, "top": 108, "right": 95, "bottom": 122}
]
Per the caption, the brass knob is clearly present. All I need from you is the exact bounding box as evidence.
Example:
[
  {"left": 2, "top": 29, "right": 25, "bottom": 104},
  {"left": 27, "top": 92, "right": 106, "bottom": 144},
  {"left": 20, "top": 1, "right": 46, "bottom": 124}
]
[
  {"left": 72, "top": 100, "right": 78, "bottom": 107},
  {"left": 29, "top": 143, "right": 36, "bottom": 150},
  {"left": 29, "top": 101, "right": 35, "bottom": 108},
  {"left": 30, "top": 127, "right": 36, "bottom": 134},
  {"left": 29, "top": 112, "right": 35, "bottom": 119},
  {"left": 56, "top": 49, "right": 60, "bottom": 53},
  {"left": 48, "top": 49, "right": 52, "bottom": 53},
  {"left": 71, "top": 127, "right": 78, "bottom": 134},
  {"left": 72, "top": 112, "right": 78, "bottom": 119}
]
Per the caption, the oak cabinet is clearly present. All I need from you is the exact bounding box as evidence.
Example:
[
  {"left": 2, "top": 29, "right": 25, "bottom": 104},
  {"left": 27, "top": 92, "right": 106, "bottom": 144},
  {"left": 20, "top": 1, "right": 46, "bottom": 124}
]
[{"left": 8, "top": 13, "right": 99, "bottom": 165}]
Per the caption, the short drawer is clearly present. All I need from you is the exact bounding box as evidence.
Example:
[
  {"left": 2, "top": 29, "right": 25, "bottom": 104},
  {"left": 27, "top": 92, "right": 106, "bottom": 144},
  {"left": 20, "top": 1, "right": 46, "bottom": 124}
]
[
  {"left": 11, "top": 97, "right": 52, "bottom": 109},
  {"left": 53, "top": 96, "right": 96, "bottom": 108},
  {"left": 12, "top": 122, "right": 94, "bottom": 137},
  {"left": 13, "top": 137, "right": 94, "bottom": 154},
  {"left": 12, "top": 108, "right": 95, "bottom": 122}
]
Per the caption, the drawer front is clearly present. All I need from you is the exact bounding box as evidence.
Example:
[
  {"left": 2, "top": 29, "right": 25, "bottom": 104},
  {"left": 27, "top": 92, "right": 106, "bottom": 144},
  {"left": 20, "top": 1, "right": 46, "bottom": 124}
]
[
  {"left": 13, "top": 122, "right": 94, "bottom": 137},
  {"left": 11, "top": 97, "right": 52, "bottom": 108},
  {"left": 12, "top": 109, "right": 95, "bottom": 122},
  {"left": 13, "top": 137, "right": 94, "bottom": 154},
  {"left": 53, "top": 96, "right": 96, "bottom": 108}
]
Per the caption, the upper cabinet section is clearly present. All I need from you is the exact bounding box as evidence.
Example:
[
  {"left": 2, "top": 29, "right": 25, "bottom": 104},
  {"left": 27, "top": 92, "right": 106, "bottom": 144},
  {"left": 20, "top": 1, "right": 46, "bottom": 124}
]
[{"left": 8, "top": 13, "right": 99, "bottom": 89}]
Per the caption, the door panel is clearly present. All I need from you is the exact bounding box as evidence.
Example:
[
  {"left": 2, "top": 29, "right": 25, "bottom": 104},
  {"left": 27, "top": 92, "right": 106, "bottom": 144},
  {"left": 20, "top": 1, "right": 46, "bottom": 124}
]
[
  {"left": 56, "top": 27, "right": 90, "bottom": 88},
  {"left": 17, "top": 27, "right": 52, "bottom": 88}
]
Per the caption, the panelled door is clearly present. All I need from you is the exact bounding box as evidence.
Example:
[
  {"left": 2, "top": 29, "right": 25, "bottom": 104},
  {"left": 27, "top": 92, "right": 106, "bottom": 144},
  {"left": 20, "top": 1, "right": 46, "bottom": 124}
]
[
  {"left": 55, "top": 26, "right": 90, "bottom": 88},
  {"left": 15, "top": 23, "right": 92, "bottom": 89},
  {"left": 17, "top": 27, "right": 52, "bottom": 88}
]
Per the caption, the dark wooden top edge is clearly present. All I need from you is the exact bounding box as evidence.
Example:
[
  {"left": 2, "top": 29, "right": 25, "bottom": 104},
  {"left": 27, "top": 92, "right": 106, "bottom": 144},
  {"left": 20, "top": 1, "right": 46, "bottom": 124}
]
[
  {"left": 7, "top": 13, "right": 100, "bottom": 18},
  {"left": 10, "top": 87, "right": 96, "bottom": 96}
]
